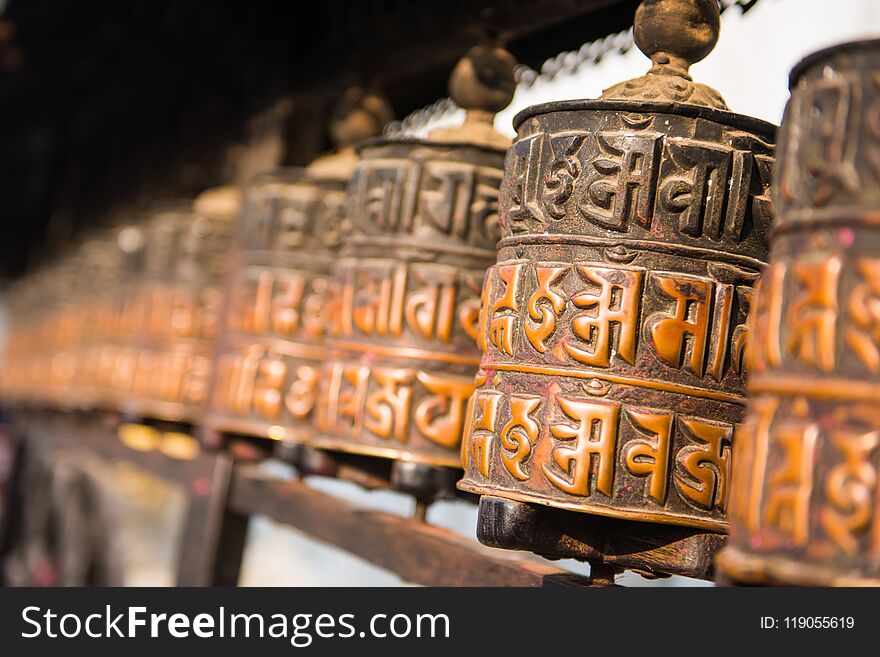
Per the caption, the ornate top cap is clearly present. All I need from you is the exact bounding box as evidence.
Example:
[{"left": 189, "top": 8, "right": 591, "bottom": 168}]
[
  {"left": 307, "top": 86, "right": 394, "bottom": 180},
  {"left": 602, "top": 0, "right": 727, "bottom": 110},
  {"left": 428, "top": 45, "right": 517, "bottom": 149},
  {"left": 194, "top": 185, "right": 241, "bottom": 220}
]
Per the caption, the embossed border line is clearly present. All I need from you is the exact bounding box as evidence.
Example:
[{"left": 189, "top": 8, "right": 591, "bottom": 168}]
[
  {"left": 330, "top": 340, "right": 482, "bottom": 366},
  {"left": 750, "top": 375, "right": 880, "bottom": 402},
  {"left": 487, "top": 362, "right": 745, "bottom": 405},
  {"left": 498, "top": 234, "right": 766, "bottom": 271},
  {"left": 346, "top": 235, "right": 496, "bottom": 260},
  {"left": 770, "top": 208, "right": 880, "bottom": 237},
  {"left": 716, "top": 546, "right": 880, "bottom": 587},
  {"left": 224, "top": 333, "right": 327, "bottom": 361}
]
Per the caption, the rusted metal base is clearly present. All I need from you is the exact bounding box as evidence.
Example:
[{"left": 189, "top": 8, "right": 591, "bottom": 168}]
[{"left": 476, "top": 495, "right": 724, "bottom": 580}]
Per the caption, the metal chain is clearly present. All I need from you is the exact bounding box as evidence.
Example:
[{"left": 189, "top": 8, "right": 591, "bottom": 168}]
[{"left": 387, "top": 0, "right": 764, "bottom": 135}]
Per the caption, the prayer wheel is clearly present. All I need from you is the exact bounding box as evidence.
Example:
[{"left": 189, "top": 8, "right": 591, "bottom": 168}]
[
  {"left": 312, "top": 46, "right": 516, "bottom": 497},
  {"left": 717, "top": 38, "right": 880, "bottom": 586},
  {"left": 459, "top": 0, "right": 776, "bottom": 578},
  {"left": 121, "top": 191, "right": 238, "bottom": 425}
]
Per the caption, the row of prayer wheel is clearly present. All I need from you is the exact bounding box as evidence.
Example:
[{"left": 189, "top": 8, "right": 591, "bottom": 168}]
[{"left": 2, "top": 0, "right": 879, "bottom": 586}]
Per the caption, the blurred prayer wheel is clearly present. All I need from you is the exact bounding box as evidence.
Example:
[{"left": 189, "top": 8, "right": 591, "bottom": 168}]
[
  {"left": 205, "top": 89, "right": 393, "bottom": 448},
  {"left": 458, "top": 0, "right": 776, "bottom": 578},
  {"left": 121, "top": 191, "right": 238, "bottom": 425},
  {"left": 101, "top": 223, "right": 148, "bottom": 411},
  {"left": 717, "top": 39, "right": 880, "bottom": 586},
  {"left": 312, "top": 47, "right": 516, "bottom": 497}
]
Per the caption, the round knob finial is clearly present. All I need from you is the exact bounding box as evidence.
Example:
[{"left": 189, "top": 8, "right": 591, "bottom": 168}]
[
  {"left": 309, "top": 86, "right": 394, "bottom": 180},
  {"left": 428, "top": 45, "right": 516, "bottom": 148},
  {"left": 328, "top": 86, "right": 394, "bottom": 148},
  {"left": 634, "top": 0, "right": 720, "bottom": 76},
  {"left": 448, "top": 45, "right": 516, "bottom": 115},
  {"left": 601, "top": 0, "right": 726, "bottom": 109}
]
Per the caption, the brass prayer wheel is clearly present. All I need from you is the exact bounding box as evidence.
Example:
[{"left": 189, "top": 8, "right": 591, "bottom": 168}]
[
  {"left": 121, "top": 192, "right": 238, "bottom": 425},
  {"left": 204, "top": 89, "right": 393, "bottom": 447},
  {"left": 459, "top": 0, "right": 776, "bottom": 578},
  {"left": 312, "top": 47, "right": 516, "bottom": 495},
  {"left": 2, "top": 234, "right": 119, "bottom": 411},
  {"left": 717, "top": 39, "right": 880, "bottom": 587}
]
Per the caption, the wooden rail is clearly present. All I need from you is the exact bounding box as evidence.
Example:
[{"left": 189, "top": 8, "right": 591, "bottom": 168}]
[{"left": 6, "top": 410, "right": 596, "bottom": 587}]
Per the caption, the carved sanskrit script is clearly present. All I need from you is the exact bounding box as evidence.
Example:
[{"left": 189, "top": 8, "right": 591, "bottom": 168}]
[
  {"left": 732, "top": 395, "right": 880, "bottom": 558},
  {"left": 330, "top": 261, "right": 483, "bottom": 348},
  {"left": 482, "top": 259, "right": 752, "bottom": 387},
  {"left": 462, "top": 385, "right": 734, "bottom": 526},
  {"left": 503, "top": 124, "right": 772, "bottom": 249},
  {"left": 348, "top": 159, "right": 502, "bottom": 247},
  {"left": 317, "top": 361, "right": 474, "bottom": 449},
  {"left": 749, "top": 254, "right": 880, "bottom": 375}
]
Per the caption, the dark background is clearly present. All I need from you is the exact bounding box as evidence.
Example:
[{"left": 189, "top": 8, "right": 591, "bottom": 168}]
[{"left": 0, "top": 0, "right": 642, "bottom": 282}]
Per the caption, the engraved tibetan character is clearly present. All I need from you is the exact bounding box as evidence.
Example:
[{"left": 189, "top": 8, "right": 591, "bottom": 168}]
[
  {"left": 285, "top": 364, "right": 319, "bottom": 419},
  {"left": 786, "top": 257, "right": 841, "bottom": 372},
  {"left": 351, "top": 264, "right": 406, "bottom": 337},
  {"left": 505, "top": 133, "right": 548, "bottom": 233},
  {"left": 675, "top": 416, "right": 733, "bottom": 511},
  {"left": 763, "top": 401, "right": 819, "bottom": 546},
  {"left": 781, "top": 77, "right": 860, "bottom": 207},
  {"left": 648, "top": 273, "right": 712, "bottom": 376},
  {"left": 269, "top": 271, "right": 306, "bottom": 337},
  {"left": 729, "top": 395, "right": 776, "bottom": 533},
  {"left": 623, "top": 407, "right": 673, "bottom": 505},
  {"left": 364, "top": 368, "right": 415, "bottom": 443},
  {"left": 544, "top": 396, "right": 619, "bottom": 498},
  {"left": 659, "top": 141, "right": 749, "bottom": 241},
  {"left": 252, "top": 350, "right": 286, "bottom": 420},
  {"left": 169, "top": 287, "right": 199, "bottom": 338},
  {"left": 820, "top": 406, "right": 880, "bottom": 556},
  {"left": 488, "top": 263, "right": 523, "bottom": 357},
  {"left": 456, "top": 271, "right": 483, "bottom": 345},
  {"left": 300, "top": 276, "right": 329, "bottom": 341},
  {"left": 418, "top": 162, "right": 475, "bottom": 240},
  {"left": 404, "top": 269, "right": 457, "bottom": 342},
  {"left": 730, "top": 286, "right": 753, "bottom": 376},
  {"left": 748, "top": 263, "right": 785, "bottom": 373},
  {"left": 325, "top": 362, "right": 370, "bottom": 434},
  {"left": 525, "top": 263, "right": 568, "bottom": 353},
  {"left": 565, "top": 264, "right": 642, "bottom": 367},
  {"left": 579, "top": 131, "right": 663, "bottom": 232},
  {"left": 499, "top": 395, "right": 542, "bottom": 481},
  {"left": 845, "top": 258, "right": 880, "bottom": 372},
  {"left": 414, "top": 372, "right": 475, "bottom": 448},
  {"left": 358, "top": 161, "right": 418, "bottom": 233},
  {"left": 543, "top": 132, "right": 587, "bottom": 219},
  {"left": 238, "top": 269, "right": 273, "bottom": 334},
  {"left": 469, "top": 168, "right": 503, "bottom": 244},
  {"left": 276, "top": 194, "right": 316, "bottom": 250},
  {"left": 463, "top": 385, "right": 501, "bottom": 478},
  {"left": 183, "top": 354, "right": 210, "bottom": 407}
]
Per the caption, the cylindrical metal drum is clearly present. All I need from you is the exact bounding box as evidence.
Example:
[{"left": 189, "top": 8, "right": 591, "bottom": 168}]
[
  {"left": 458, "top": 0, "right": 776, "bottom": 578},
  {"left": 312, "top": 47, "right": 516, "bottom": 497},
  {"left": 206, "top": 169, "right": 348, "bottom": 442},
  {"left": 717, "top": 39, "right": 880, "bottom": 587},
  {"left": 122, "top": 194, "right": 236, "bottom": 425}
]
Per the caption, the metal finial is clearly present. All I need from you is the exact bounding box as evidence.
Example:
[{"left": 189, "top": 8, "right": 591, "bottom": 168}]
[{"left": 602, "top": 0, "right": 728, "bottom": 109}]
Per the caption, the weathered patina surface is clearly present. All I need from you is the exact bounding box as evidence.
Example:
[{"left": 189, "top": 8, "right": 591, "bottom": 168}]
[
  {"left": 459, "top": 0, "right": 776, "bottom": 577},
  {"left": 718, "top": 39, "right": 880, "bottom": 587}
]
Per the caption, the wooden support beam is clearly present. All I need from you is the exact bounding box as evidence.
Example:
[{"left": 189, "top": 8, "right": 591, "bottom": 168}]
[{"left": 228, "top": 465, "right": 595, "bottom": 588}]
